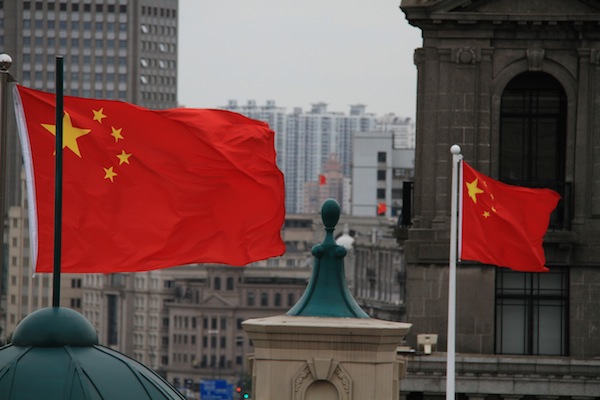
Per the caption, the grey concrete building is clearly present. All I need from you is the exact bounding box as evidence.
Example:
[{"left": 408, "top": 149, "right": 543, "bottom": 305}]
[
  {"left": 352, "top": 130, "right": 414, "bottom": 218},
  {"left": 0, "top": 0, "right": 178, "bottom": 344},
  {"left": 399, "top": 0, "right": 600, "bottom": 399}
]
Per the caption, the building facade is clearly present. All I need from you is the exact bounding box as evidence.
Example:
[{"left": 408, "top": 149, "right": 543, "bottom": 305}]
[
  {"left": 399, "top": 0, "right": 600, "bottom": 398},
  {"left": 1, "top": 0, "right": 178, "bottom": 345},
  {"left": 352, "top": 131, "right": 414, "bottom": 218},
  {"left": 221, "top": 100, "right": 380, "bottom": 214}
]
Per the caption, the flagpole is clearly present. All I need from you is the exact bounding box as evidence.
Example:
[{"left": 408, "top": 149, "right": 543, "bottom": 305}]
[
  {"left": 52, "top": 56, "right": 64, "bottom": 307},
  {"left": 447, "top": 144, "right": 462, "bottom": 400},
  {"left": 0, "top": 54, "right": 13, "bottom": 300}
]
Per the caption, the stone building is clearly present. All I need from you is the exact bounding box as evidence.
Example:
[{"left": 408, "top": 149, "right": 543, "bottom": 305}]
[{"left": 399, "top": 0, "right": 600, "bottom": 399}]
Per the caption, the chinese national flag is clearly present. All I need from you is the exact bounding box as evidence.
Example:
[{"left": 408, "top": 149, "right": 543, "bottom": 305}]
[
  {"left": 460, "top": 161, "right": 560, "bottom": 272},
  {"left": 14, "top": 85, "right": 286, "bottom": 273},
  {"left": 377, "top": 202, "right": 387, "bottom": 215},
  {"left": 318, "top": 174, "right": 326, "bottom": 186}
]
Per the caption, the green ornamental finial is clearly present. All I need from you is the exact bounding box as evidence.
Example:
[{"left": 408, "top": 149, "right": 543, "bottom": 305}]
[{"left": 287, "top": 199, "right": 369, "bottom": 318}]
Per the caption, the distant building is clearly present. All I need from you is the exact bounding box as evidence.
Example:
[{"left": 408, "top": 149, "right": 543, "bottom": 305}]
[
  {"left": 351, "top": 131, "right": 414, "bottom": 218},
  {"left": 303, "top": 155, "right": 351, "bottom": 214},
  {"left": 221, "top": 101, "right": 379, "bottom": 214},
  {"left": 1, "top": 0, "right": 179, "bottom": 338}
]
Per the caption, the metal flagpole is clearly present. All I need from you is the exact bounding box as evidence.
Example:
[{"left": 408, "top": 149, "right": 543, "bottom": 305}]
[
  {"left": 447, "top": 144, "right": 462, "bottom": 400},
  {"left": 0, "top": 54, "right": 13, "bottom": 298},
  {"left": 52, "top": 56, "right": 64, "bottom": 307}
]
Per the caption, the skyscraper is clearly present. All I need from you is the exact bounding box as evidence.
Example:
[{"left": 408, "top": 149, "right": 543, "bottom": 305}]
[{"left": 0, "top": 0, "right": 179, "bottom": 343}]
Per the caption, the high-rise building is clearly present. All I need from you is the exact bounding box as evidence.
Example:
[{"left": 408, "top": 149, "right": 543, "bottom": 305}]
[
  {"left": 0, "top": 0, "right": 179, "bottom": 344},
  {"left": 351, "top": 131, "right": 414, "bottom": 218},
  {"left": 221, "top": 100, "right": 383, "bottom": 214}
]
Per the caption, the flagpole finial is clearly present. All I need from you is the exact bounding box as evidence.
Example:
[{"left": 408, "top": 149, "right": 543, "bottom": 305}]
[
  {"left": 450, "top": 144, "right": 461, "bottom": 155},
  {"left": 0, "top": 53, "right": 12, "bottom": 71}
]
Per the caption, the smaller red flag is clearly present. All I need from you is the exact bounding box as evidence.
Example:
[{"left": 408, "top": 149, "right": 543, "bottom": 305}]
[
  {"left": 377, "top": 202, "right": 387, "bottom": 215},
  {"left": 319, "top": 174, "right": 327, "bottom": 185},
  {"left": 460, "top": 161, "right": 560, "bottom": 272}
]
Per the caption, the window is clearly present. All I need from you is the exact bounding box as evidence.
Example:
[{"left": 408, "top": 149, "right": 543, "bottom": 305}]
[
  {"left": 500, "top": 72, "right": 567, "bottom": 229},
  {"left": 260, "top": 293, "right": 268, "bottom": 307},
  {"left": 226, "top": 277, "right": 234, "bottom": 290},
  {"left": 376, "top": 188, "right": 386, "bottom": 199},
  {"left": 377, "top": 151, "right": 387, "bottom": 163},
  {"left": 214, "top": 277, "right": 221, "bottom": 290},
  {"left": 377, "top": 169, "right": 386, "bottom": 181},
  {"left": 274, "top": 293, "right": 282, "bottom": 307},
  {"left": 495, "top": 267, "right": 568, "bottom": 355},
  {"left": 288, "top": 293, "right": 295, "bottom": 307},
  {"left": 247, "top": 292, "right": 255, "bottom": 306}
]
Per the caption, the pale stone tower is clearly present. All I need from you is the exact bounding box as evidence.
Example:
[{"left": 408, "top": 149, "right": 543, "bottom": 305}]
[{"left": 243, "top": 199, "right": 411, "bottom": 400}]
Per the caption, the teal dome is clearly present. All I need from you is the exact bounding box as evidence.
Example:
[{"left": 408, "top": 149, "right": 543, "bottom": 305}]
[{"left": 0, "top": 307, "right": 185, "bottom": 399}]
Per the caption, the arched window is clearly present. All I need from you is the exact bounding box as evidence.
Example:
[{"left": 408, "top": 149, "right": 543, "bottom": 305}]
[
  {"left": 499, "top": 71, "right": 568, "bottom": 229},
  {"left": 500, "top": 72, "right": 566, "bottom": 185}
]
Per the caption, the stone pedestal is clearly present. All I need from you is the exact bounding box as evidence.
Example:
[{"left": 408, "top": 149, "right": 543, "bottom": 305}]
[{"left": 243, "top": 314, "right": 411, "bottom": 400}]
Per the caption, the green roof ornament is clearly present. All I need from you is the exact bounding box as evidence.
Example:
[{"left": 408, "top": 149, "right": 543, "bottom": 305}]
[
  {"left": 287, "top": 198, "right": 369, "bottom": 318},
  {"left": 0, "top": 307, "right": 186, "bottom": 399}
]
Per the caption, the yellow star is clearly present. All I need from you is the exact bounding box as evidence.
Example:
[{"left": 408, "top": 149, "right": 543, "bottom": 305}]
[
  {"left": 103, "top": 166, "right": 117, "bottom": 183},
  {"left": 482, "top": 211, "right": 491, "bottom": 218},
  {"left": 111, "top": 126, "right": 124, "bottom": 142},
  {"left": 92, "top": 108, "right": 107, "bottom": 124},
  {"left": 466, "top": 178, "right": 484, "bottom": 204},
  {"left": 117, "top": 150, "right": 132, "bottom": 165},
  {"left": 41, "top": 112, "right": 91, "bottom": 158}
]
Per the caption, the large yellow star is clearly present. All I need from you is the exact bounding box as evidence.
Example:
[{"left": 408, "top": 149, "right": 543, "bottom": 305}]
[
  {"left": 92, "top": 107, "right": 107, "bottom": 124},
  {"left": 41, "top": 112, "right": 91, "bottom": 158},
  {"left": 116, "top": 150, "right": 132, "bottom": 165},
  {"left": 103, "top": 166, "right": 117, "bottom": 183},
  {"left": 111, "top": 126, "right": 124, "bottom": 142},
  {"left": 466, "top": 178, "right": 484, "bottom": 203}
]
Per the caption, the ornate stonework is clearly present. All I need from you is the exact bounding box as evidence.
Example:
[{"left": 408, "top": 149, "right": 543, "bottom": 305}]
[{"left": 291, "top": 358, "right": 352, "bottom": 400}]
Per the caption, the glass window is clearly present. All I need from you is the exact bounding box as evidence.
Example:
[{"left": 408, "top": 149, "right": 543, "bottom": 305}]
[
  {"left": 260, "top": 293, "right": 268, "bottom": 307},
  {"left": 499, "top": 72, "right": 567, "bottom": 229},
  {"left": 377, "top": 169, "right": 386, "bottom": 181},
  {"left": 247, "top": 292, "right": 255, "bottom": 306},
  {"left": 495, "top": 267, "right": 568, "bottom": 355},
  {"left": 377, "top": 151, "right": 387, "bottom": 163}
]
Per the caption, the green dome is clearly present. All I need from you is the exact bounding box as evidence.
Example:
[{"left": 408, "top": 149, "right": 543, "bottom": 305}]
[{"left": 0, "top": 307, "right": 186, "bottom": 400}]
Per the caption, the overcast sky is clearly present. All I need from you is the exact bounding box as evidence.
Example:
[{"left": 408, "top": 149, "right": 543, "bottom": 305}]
[{"left": 177, "top": 0, "right": 422, "bottom": 117}]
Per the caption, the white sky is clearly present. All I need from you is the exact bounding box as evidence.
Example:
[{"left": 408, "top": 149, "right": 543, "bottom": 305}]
[{"left": 177, "top": 0, "right": 422, "bottom": 117}]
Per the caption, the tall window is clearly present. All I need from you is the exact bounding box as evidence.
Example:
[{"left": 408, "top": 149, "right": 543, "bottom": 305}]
[
  {"left": 500, "top": 71, "right": 568, "bottom": 228},
  {"left": 500, "top": 72, "right": 566, "bottom": 185},
  {"left": 495, "top": 267, "right": 568, "bottom": 355}
]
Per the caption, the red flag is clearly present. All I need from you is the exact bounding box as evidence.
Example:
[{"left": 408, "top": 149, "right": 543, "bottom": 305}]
[
  {"left": 318, "top": 174, "right": 326, "bottom": 186},
  {"left": 460, "top": 161, "right": 560, "bottom": 272},
  {"left": 377, "top": 202, "right": 387, "bottom": 215},
  {"left": 14, "top": 85, "right": 286, "bottom": 273}
]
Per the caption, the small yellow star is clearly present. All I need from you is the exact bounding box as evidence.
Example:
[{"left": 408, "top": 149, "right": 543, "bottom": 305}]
[
  {"left": 466, "top": 178, "right": 484, "bottom": 203},
  {"left": 41, "top": 112, "right": 90, "bottom": 158},
  {"left": 482, "top": 211, "right": 491, "bottom": 218},
  {"left": 111, "top": 126, "right": 124, "bottom": 142},
  {"left": 103, "top": 166, "right": 117, "bottom": 183},
  {"left": 92, "top": 108, "right": 107, "bottom": 124},
  {"left": 117, "top": 150, "right": 132, "bottom": 165}
]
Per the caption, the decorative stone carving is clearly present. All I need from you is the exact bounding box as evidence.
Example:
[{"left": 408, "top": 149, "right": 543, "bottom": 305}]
[
  {"left": 527, "top": 48, "right": 545, "bottom": 71},
  {"left": 453, "top": 47, "right": 481, "bottom": 64},
  {"left": 292, "top": 359, "right": 352, "bottom": 400}
]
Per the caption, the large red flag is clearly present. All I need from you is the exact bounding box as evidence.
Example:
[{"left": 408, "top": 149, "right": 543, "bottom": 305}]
[
  {"left": 14, "top": 85, "right": 286, "bottom": 273},
  {"left": 460, "top": 161, "right": 560, "bottom": 272}
]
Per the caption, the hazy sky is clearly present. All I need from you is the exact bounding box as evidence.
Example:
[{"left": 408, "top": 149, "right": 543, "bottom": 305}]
[{"left": 177, "top": 0, "right": 422, "bottom": 117}]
